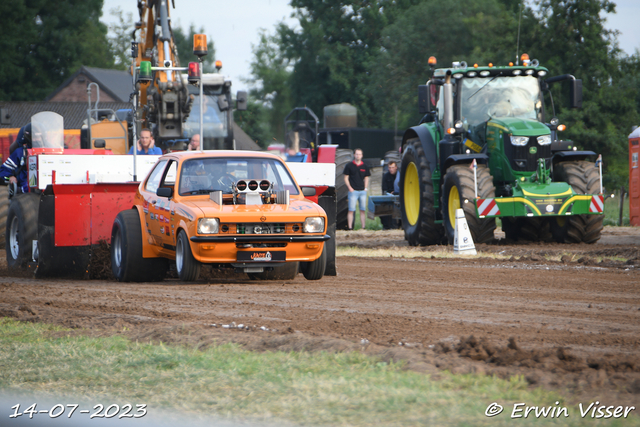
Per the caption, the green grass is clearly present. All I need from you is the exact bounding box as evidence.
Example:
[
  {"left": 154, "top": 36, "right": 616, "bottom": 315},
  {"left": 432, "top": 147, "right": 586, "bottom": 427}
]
[
  {"left": 603, "top": 192, "right": 630, "bottom": 226},
  {"left": 1, "top": 318, "right": 638, "bottom": 426}
]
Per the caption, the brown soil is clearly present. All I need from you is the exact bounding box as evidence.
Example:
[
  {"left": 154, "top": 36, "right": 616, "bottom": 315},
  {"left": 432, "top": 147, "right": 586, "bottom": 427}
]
[{"left": 1, "top": 226, "right": 639, "bottom": 406}]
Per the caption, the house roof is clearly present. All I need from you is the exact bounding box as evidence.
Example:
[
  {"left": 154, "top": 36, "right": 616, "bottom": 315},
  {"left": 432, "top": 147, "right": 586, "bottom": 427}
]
[
  {"left": 233, "top": 123, "right": 261, "bottom": 151},
  {"left": 1, "top": 101, "right": 261, "bottom": 151},
  {"left": 45, "top": 66, "right": 133, "bottom": 103},
  {"left": 0, "top": 102, "right": 130, "bottom": 129}
]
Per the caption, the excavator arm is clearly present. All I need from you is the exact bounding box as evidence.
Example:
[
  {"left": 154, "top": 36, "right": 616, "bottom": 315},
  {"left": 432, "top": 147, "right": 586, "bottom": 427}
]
[{"left": 133, "top": 0, "right": 193, "bottom": 146}]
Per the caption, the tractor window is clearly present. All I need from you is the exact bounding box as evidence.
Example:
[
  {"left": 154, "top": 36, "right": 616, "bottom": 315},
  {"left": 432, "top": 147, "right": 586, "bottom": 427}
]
[
  {"left": 145, "top": 160, "right": 168, "bottom": 193},
  {"left": 460, "top": 76, "right": 542, "bottom": 126}
]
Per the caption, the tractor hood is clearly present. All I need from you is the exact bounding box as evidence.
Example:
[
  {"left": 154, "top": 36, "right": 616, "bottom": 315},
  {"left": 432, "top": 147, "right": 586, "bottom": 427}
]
[
  {"left": 489, "top": 118, "right": 550, "bottom": 137},
  {"left": 184, "top": 199, "right": 326, "bottom": 222}
]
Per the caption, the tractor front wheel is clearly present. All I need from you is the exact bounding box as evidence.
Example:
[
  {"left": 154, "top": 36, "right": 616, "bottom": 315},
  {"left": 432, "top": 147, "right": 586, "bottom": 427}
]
[
  {"left": 441, "top": 164, "right": 496, "bottom": 245},
  {"left": 552, "top": 161, "right": 603, "bottom": 243},
  {"left": 400, "top": 138, "right": 444, "bottom": 246}
]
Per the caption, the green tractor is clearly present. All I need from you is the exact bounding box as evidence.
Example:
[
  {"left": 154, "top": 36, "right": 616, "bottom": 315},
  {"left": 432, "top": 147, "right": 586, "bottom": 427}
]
[{"left": 394, "top": 55, "right": 604, "bottom": 245}]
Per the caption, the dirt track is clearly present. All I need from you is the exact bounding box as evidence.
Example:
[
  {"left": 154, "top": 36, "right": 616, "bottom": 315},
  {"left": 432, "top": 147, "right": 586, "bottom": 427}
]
[{"left": 1, "top": 226, "right": 639, "bottom": 406}]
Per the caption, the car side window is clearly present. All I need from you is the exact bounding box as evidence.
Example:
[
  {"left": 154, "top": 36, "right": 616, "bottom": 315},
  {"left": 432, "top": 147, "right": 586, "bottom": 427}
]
[
  {"left": 145, "top": 160, "right": 168, "bottom": 193},
  {"left": 161, "top": 160, "right": 177, "bottom": 188}
]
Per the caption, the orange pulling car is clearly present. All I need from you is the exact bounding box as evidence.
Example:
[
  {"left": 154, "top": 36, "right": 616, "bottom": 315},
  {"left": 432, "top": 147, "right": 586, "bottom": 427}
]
[{"left": 110, "top": 151, "right": 329, "bottom": 282}]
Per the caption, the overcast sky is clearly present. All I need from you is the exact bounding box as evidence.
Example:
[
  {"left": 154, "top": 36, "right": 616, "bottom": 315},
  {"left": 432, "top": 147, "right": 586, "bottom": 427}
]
[{"left": 100, "top": 0, "right": 640, "bottom": 93}]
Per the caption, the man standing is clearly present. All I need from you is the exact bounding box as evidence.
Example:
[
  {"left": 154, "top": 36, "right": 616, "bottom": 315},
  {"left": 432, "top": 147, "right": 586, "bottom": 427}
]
[
  {"left": 187, "top": 134, "right": 200, "bottom": 151},
  {"left": 381, "top": 161, "right": 398, "bottom": 230},
  {"left": 128, "top": 129, "right": 163, "bottom": 155},
  {"left": 343, "top": 148, "right": 370, "bottom": 230}
]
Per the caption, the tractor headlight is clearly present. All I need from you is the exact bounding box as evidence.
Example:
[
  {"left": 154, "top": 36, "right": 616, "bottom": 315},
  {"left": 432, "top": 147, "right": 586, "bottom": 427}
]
[
  {"left": 510, "top": 136, "right": 529, "bottom": 146},
  {"left": 198, "top": 218, "right": 220, "bottom": 234},
  {"left": 537, "top": 135, "right": 552, "bottom": 145},
  {"left": 303, "top": 217, "right": 324, "bottom": 233}
]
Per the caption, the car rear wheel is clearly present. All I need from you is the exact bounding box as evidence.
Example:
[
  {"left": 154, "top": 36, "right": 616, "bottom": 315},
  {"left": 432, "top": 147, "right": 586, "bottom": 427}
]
[
  {"left": 176, "top": 230, "right": 201, "bottom": 281},
  {"left": 111, "top": 210, "right": 168, "bottom": 282}
]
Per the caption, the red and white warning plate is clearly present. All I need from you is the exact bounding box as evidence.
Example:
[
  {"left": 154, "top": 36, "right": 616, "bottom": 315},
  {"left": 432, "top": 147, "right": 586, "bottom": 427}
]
[{"left": 477, "top": 198, "right": 501, "bottom": 217}]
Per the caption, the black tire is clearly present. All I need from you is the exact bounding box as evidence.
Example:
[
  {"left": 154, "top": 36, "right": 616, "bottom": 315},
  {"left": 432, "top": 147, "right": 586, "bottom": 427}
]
[
  {"left": 502, "top": 217, "right": 553, "bottom": 242},
  {"left": 248, "top": 262, "right": 299, "bottom": 280},
  {"left": 36, "top": 190, "right": 90, "bottom": 278},
  {"left": 5, "top": 193, "right": 39, "bottom": 270},
  {"left": 552, "top": 161, "right": 603, "bottom": 243},
  {"left": 301, "top": 246, "right": 326, "bottom": 280},
  {"left": 0, "top": 186, "right": 10, "bottom": 247},
  {"left": 335, "top": 149, "right": 353, "bottom": 230},
  {"left": 176, "top": 230, "right": 201, "bottom": 281},
  {"left": 111, "top": 210, "right": 168, "bottom": 282},
  {"left": 441, "top": 164, "right": 496, "bottom": 244},
  {"left": 400, "top": 138, "right": 444, "bottom": 246}
]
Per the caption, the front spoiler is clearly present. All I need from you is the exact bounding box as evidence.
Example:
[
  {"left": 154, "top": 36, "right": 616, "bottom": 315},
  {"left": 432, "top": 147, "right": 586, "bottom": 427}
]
[
  {"left": 191, "top": 234, "right": 331, "bottom": 243},
  {"left": 475, "top": 194, "right": 604, "bottom": 218}
]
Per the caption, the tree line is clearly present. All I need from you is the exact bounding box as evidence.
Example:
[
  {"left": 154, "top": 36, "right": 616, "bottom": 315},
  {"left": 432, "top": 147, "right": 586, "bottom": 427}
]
[
  {"left": 238, "top": 0, "right": 639, "bottom": 190},
  {"left": 1, "top": 0, "right": 637, "bottom": 188}
]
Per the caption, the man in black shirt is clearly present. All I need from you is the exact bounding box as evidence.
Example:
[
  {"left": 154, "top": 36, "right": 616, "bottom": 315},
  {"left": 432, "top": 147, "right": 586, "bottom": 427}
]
[
  {"left": 343, "top": 148, "right": 370, "bottom": 230},
  {"left": 381, "top": 161, "right": 398, "bottom": 230}
]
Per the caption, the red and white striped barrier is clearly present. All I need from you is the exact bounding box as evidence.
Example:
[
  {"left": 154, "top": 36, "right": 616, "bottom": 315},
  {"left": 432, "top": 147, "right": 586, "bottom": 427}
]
[
  {"left": 589, "top": 195, "right": 604, "bottom": 213},
  {"left": 477, "top": 198, "right": 501, "bottom": 217}
]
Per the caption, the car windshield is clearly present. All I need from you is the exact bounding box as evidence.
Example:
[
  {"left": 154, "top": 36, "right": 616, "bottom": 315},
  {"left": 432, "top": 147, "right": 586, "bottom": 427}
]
[
  {"left": 179, "top": 157, "right": 299, "bottom": 196},
  {"left": 460, "top": 75, "right": 542, "bottom": 126}
]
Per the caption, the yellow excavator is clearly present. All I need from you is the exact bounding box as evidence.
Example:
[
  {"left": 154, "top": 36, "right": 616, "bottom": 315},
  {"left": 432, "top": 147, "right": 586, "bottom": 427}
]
[{"left": 86, "top": 0, "right": 245, "bottom": 154}]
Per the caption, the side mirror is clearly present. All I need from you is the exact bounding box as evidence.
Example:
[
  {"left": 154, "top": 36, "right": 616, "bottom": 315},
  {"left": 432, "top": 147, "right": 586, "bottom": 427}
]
[
  {"left": 236, "top": 90, "right": 247, "bottom": 111},
  {"left": 570, "top": 79, "right": 582, "bottom": 109},
  {"left": 156, "top": 187, "right": 173, "bottom": 198},
  {"left": 301, "top": 186, "right": 316, "bottom": 197},
  {"left": 218, "top": 96, "right": 229, "bottom": 111},
  {"left": 418, "top": 85, "right": 429, "bottom": 114},
  {"left": 94, "top": 139, "right": 106, "bottom": 148}
]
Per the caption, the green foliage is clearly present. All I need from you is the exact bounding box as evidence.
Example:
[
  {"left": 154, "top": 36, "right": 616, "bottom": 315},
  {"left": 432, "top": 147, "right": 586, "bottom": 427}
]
[
  {"left": 0, "top": 0, "right": 115, "bottom": 101},
  {"left": 233, "top": 101, "right": 272, "bottom": 149},
  {"left": 106, "top": 7, "right": 133, "bottom": 70},
  {"left": 244, "top": 29, "right": 294, "bottom": 143},
  {"left": 246, "top": 0, "right": 638, "bottom": 190}
]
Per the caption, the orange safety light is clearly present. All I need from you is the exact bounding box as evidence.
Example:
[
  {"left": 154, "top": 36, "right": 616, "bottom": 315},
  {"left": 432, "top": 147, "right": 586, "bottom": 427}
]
[
  {"left": 428, "top": 56, "right": 437, "bottom": 66},
  {"left": 215, "top": 60, "right": 222, "bottom": 71},
  {"left": 520, "top": 53, "right": 530, "bottom": 62},
  {"left": 488, "top": 63, "right": 493, "bottom": 67},
  {"left": 193, "top": 34, "right": 208, "bottom": 57},
  {"left": 509, "top": 62, "right": 514, "bottom": 66},
  {"left": 557, "top": 124, "right": 566, "bottom": 132},
  {"left": 474, "top": 63, "right": 478, "bottom": 68},
  {"left": 446, "top": 127, "right": 456, "bottom": 135},
  {"left": 187, "top": 62, "right": 200, "bottom": 83}
]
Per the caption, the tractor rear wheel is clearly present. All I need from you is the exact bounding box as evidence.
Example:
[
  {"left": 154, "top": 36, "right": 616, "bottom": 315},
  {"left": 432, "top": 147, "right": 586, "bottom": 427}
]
[
  {"left": 111, "top": 209, "right": 168, "bottom": 282},
  {"left": 335, "top": 149, "right": 353, "bottom": 230},
  {"left": 441, "top": 164, "right": 496, "bottom": 244},
  {"left": 400, "top": 138, "right": 444, "bottom": 246},
  {"left": 552, "top": 161, "right": 603, "bottom": 243},
  {"left": 5, "top": 193, "right": 39, "bottom": 270},
  {"left": 248, "top": 262, "right": 299, "bottom": 280},
  {"left": 176, "top": 230, "right": 201, "bottom": 281}
]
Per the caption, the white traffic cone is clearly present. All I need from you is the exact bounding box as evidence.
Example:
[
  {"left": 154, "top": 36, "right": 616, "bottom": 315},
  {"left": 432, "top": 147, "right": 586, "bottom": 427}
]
[{"left": 453, "top": 208, "right": 477, "bottom": 255}]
